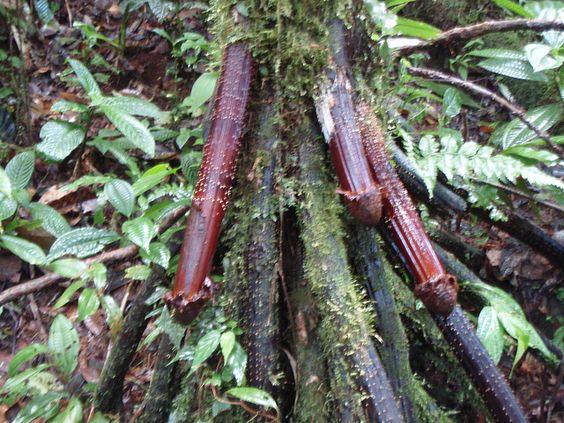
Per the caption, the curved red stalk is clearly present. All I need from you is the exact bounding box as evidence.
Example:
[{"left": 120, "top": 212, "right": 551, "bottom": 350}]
[
  {"left": 165, "top": 42, "right": 255, "bottom": 324},
  {"left": 315, "top": 69, "right": 383, "bottom": 225},
  {"left": 355, "top": 102, "right": 458, "bottom": 315}
]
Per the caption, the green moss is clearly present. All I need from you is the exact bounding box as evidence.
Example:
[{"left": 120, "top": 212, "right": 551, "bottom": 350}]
[{"left": 209, "top": 0, "right": 359, "bottom": 100}]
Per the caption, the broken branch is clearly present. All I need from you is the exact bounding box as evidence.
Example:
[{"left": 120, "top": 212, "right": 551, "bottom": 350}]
[{"left": 397, "top": 19, "right": 564, "bottom": 55}]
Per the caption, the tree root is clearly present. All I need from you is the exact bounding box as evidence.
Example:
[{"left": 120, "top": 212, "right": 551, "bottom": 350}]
[
  {"left": 348, "top": 223, "right": 453, "bottom": 423},
  {"left": 139, "top": 333, "right": 179, "bottom": 423},
  {"left": 297, "top": 120, "right": 404, "bottom": 422},
  {"left": 94, "top": 266, "right": 170, "bottom": 413}
]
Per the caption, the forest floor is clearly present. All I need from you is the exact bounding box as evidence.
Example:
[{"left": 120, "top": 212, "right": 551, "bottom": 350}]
[{"left": 0, "top": 1, "right": 562, "bottom": 422}]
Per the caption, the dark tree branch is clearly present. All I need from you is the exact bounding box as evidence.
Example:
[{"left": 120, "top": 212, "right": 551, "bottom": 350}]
[
  {"left": 407, "top": 66, "right": 564, "bottom": 158},
  {"left": 397, "top": 19, "right": 564, "bottom": 55}
]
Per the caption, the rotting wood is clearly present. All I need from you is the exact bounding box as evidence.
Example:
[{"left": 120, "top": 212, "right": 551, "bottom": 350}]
[
  {"left": 223, "top": 96, "right": 282, "bottom": 411},
  {"left": 165, "top": 41, "right": 256, "bottom": 324}
]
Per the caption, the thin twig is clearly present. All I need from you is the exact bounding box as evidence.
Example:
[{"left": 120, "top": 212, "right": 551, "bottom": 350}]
[
  {"left": 469, "top": 177, "right": 564, "bottom": 213},
  {"left": 397, "top": 19, "right": 564, "bottom": 55},
  {"left": 0, "top": 206, "right": 188, "bottom": 306},
  {"left": 407, "top": 66, "right": 564, "bottom": 158}
]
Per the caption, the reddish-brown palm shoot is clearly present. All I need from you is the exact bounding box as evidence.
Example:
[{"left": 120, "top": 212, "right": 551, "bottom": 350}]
[
  {"left": 165, "top": 42, "right": 255, "bottom": 324},
  {"left": 356, "top": 102, "right": 458, "bottom": 315},
  {"left": 315, "top": 69, "right": 383, "bottom": 225}
]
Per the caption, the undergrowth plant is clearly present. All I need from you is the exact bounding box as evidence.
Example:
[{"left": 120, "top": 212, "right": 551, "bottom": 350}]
[
  {"left": 0, "top": 12, "right": 276, "bottom": 416},
  {"left": 373, "top": 0, "right": 564, "bottom": 369}
]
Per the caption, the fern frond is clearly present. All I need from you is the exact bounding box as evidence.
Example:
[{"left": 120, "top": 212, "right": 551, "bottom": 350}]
[{"left": 405, "top": 133, "right": 564, "bottom": 217}]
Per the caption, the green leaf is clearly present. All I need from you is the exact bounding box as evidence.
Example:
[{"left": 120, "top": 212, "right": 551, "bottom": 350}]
[
  {"left": 48, "top": 315, "right": 79, "bottom": 374},
  {"left": 492, "top": 0, "right": 534, "bottom": 17},
  {"left": 37, "top": 121, "right": 86, "bottom": 162},
  {"left": 8, "top": 343, "right": 49, "bottom": 377},
  {"left": 12, "top": 392, "right": 62, "bottom": 423},
  {"left": 524, "top": 43, "right": 562, "bottom": 72},
  {"left": 364, "top": 1, "right": 397, "bottom": 31},
  {"left": 0, "top": 192, "right": 18, "bottom": 220},
  {"left": 529, "top": 2, "right": 564, "bottom": 48},
  {"left": 188, "top": 72, "right": 218, "bottom": 109},
  {"left": 131, "top": 163, "right": 176, "bottom": 196},
  {"left": 47, "top": 227, "right": 119, "bottom": 261},
  {"left": 29, "top": 203, "right": 71, "bottom": 236},
  {"left": 100, "top": 105, "right": 155, "bottom": 157},
  {"left": 478, "top": 58, "right": 548, "bottom": 81},
  {"left": 74, "top": 21, "right": 121, "bottom": 49},
  {"left": 101, "top": 295, "right": 122, "bottom": 329},
  {"left": 87, "top": 262, "right": 108, "bottom": 290},
  {"left": 443, "top": 87, "right": 462, "bottom": 118},
  {"left": 393, "top": 17, "right": 440, "bottom": 39},
  {"left": 413, "top": 80, "right": 480, "bottom": 107},
  {"left": 78, "top": 288, "right": 100, "bottom": 321},
  {"left": 502, "top": 146, "right": 559, "bottom": 165},
  {"left": 125, "top": 264, "right": 151, "bottom": 280},
  {"left": 0, "top": 166, "right": 12, "bottom": 198},
  {"left": 67, "top": 59, "right": 102, "bottom": 98},
  {"left": 467, "top": 48, "right": 527, "bottom": 61},
  {"left": 226, "top": 387, "right": 278, "bottom": 412},
  {"left": 191, "top": 329, "right": 221, "bottom": 372},
  {"left": 491, "top": 104, "right": 562, "bottom": 149},
  {"left": 34, "top": 0, "right": 55, "bottom": 23},
  {"left": 61, "top": 175, "right": 114, "bottom": 193},
  {"left": 6, "top": 151, "right": 35, "bottom": 190},
  {"left": 1, "top": 364, "right": 50, "bottom": 404},
  {"left": 462, "top": 281, "right": 558, "bottom": 364},
  {"left": 50, "top": 397, "right": 83, "bottom": 423},
  {"left": 0, "top": 235, "right": 46, "bottom": 265},
  {"left": 104, "top": 179, "right": 135, "bottom": 217},
  {"left": 51, "top": 100, "right": 89, "bottom": 114},
  {"left": 225, "top": 342, "right": 247, "bottom": 385},
  {"left": 476, "top": 306, "right": 505, "bottom": 364},
  {"left": 93, "top": 96, "right": 166, "bottom": 120},
  {"left": 122, "top": 217, "right": 156, "bottom": 251},
  {"left": 140, "top": 242, "right": 170, "bottom": 268},
  {"left": 47, "top": 259, "right": 88, "bottom": 279},
  {"left": 220, "top": 331, "right": 236, "bottom": 361},
  {"left": 152, "top": 28, "right": 173, "bottom": 43},
  {"left": 53, "top": 280, "right": 86, "bottom": 308}
]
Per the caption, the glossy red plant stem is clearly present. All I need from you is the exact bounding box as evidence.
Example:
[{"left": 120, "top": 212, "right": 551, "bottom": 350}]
[
  {"left": 165, "top": 42, "right": 255, "bottom": 324},
  {"left": 356, "top": 103, "right": 458, "bottom": 315},
  {"left": 315, "top": 68, "right": 383, "bottom": 225}
]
